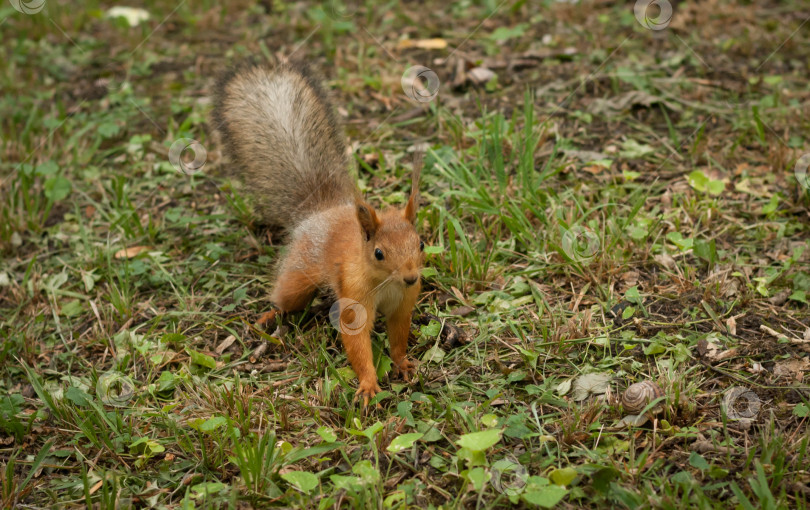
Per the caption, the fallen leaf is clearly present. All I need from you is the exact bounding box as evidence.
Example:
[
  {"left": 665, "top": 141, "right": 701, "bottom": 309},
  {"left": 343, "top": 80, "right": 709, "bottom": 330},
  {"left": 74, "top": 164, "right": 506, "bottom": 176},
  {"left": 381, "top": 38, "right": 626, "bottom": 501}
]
[
  {"left": 215, "top": 335, "right": 237, "bottom": 355},
  {"left": 714, "top": 348, "right": 738, "bottom": 362},
  {"left": 564, "top": 149, "right": 608, "bottom": 163},
  {"left": 421, "top": 345, "right": 445, "bottom": 363},
  {"left": 468, "top": 67, "right": 496, "bottom": 84},
  {"left": 114, "top": 246, "right": 151, "bottom": 259},
  {"left": 616, "top": 414, "right": 649, "bottom": 428},
  {"left": 397, "top": 38, "right": 448, "bottom": 50},
  {"left": 572, "top": 373, "right": 612, "bottom": 402},
  {"left": 620, "top": 271, "right": 639, "bottom": 289},
  {"left": 451, "top": 286, "right": 468, "bottom": 304},
  {"left": 654, "top": 253, "right": 676, "bottom": 270},
  {"left": 773, "top": 359, "right": 810, "bottom": 383},
  {"left": 588, "top": 90, "right": 677, "bottom": 115},
  {"left": 696, "top": 338, "right": 719, "bottom": 359},
  {"left": 449, "top": 305, "right": 475, "bottom": 317},
  {"left": 726, "top": 316, "right": 737, "bottom": 336},
  {"left": 249, "top": 343, "right": 268, "bottom": 363},
  {"left": 362, "top": 152, "right": 379, "bottom": 168},
  {"left": 769, "top": 289, "right": 790, "bottom": 306},
  {"left": 619, "top": 139, "right": 656, "bottom": 159},
  {"left": 256, "top": 309, "right": 278, "bottom": 328},
  {"left": 691, "top": 440, "right": 733, "bottom": 455},
  {"left": 697, "top": 338, "right": 737, "bottom": 362},
  {"left": 89, "top": 480, "right": 103, "bottom": 495},
  {"left": 583, "top": 164, "right": 609, "bottom": 174}
]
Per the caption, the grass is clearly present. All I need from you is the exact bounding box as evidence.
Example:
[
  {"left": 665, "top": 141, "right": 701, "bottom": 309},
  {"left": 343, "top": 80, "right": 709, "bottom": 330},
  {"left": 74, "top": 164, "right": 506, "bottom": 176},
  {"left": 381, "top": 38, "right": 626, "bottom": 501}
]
[{"left": 2, "top": 0, "right": 810, "bottom": 508}]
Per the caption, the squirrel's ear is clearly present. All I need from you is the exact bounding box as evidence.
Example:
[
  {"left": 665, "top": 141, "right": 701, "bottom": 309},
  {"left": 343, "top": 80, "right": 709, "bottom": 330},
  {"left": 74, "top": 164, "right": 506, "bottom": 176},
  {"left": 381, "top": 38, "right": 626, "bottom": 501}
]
[
  {"left": 356, "top": 202, "right": 380, "bottom": 241},
  {"left": 403, "top": 152, "right": 422, "bottom": 225},
  {"left": 403, "top": 193, "right": 418, "bottom": 225}
]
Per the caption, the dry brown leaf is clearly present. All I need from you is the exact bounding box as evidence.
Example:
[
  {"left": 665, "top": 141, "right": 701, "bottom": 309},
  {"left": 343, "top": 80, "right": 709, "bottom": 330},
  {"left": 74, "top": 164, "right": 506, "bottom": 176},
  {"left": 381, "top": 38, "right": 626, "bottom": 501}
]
[
  {"left": 256, "top": 309, "right": 278, "bottom": 328},
  {"left": 620, "top": 271, "right": 639, "bottom": 289},
  {"left": 726, "top": 316, "right": 737, "bottom": 336},
  {"left": 564, "top": 149, "right": 608, "bottom": 163},
  {"left": 451, "top": 286, "right": 467, "bottom": 304},
  {"left": 397, "top": 38, "right": 448, "bottom": 50},
  {"left": 697, "top": 338, "right": 736, "bottom": 362},
  {"left": 723, "top": 279, "right": 740, "bottom": 297},
  {"left": 654, "top": 253, "right": 676, "bottom": 270},
  {"left": 249, "top": 342, "right": 268, "bottom": 363},
  {"left": 691, "top": 440, "right": 733, "bottom": 455},
  {"left": 714, "top": 348, "right": 739, "bottom": 362},
  {"left": 697, "top": 338, "right": 719, "bottom": 358},
  {"left": 583, "top": 164, "right": 607, "bottom": 174},
  {"left": 89, "top": 480, "right": 103, "bottom": 495},
  {"left": 114, "top": 246, "right": 151, "bottom": 259},
  {"left": 588, "top": 90, "right": 677, "bottom": 115},
  {"left": 449, "top": 305, "right": 475, "bottom": 317},
  {"left": 572, "top": 373, "right": 612, "bottom": 401},
  {"left": 468, "top": 67, "right": 496, "bottom": 84},
  {"left": 773, "top": 358, "right": 810, "bottom": 383},
  {"left": 769, "top": 289, "right": 790, "bottom": 306},
  {"left": 215, "top": 335, "right": 237, "bottom": 355}
]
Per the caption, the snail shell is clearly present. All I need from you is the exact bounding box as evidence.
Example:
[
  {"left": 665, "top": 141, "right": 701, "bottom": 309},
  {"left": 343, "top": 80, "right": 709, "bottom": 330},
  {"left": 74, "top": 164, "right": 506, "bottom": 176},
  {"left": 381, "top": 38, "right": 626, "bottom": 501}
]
[{"left": 622, "top": 381, "right": 665, "bottom": 415}]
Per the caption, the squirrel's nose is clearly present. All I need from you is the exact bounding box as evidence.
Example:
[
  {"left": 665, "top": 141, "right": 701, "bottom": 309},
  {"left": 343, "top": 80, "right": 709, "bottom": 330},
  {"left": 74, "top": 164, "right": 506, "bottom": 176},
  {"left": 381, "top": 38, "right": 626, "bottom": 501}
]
[{"left": 404, "top": 276, "right": 418, "bottom": 286}]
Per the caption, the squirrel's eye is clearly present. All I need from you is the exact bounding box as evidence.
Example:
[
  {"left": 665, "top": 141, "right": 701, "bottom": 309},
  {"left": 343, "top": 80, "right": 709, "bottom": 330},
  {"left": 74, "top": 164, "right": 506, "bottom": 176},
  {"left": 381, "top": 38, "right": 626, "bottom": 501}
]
[
  {"left": 374, "top": 248, "right": 384, "bottom": 260},
  {"left": 419, "top": 240, "right": 424, "bottom": 252}
]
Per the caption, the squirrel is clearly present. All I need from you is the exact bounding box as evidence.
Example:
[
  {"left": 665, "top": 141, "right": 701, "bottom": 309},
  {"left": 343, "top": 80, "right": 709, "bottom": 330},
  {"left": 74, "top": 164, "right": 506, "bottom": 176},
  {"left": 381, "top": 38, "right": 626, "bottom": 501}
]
[{"left": 212, "top": 61, "right": 424, "bottom": 406}]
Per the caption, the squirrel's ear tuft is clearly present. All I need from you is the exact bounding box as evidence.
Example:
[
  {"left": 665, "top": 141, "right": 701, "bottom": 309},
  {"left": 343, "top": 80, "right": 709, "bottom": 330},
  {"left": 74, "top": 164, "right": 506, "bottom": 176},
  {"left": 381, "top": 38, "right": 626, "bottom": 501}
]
[
  {"left": 403, "top": 151, "right": 422, "bottom": 225},
  {"left": 356, "top": 202, "right": 380, "bottom": 241}
]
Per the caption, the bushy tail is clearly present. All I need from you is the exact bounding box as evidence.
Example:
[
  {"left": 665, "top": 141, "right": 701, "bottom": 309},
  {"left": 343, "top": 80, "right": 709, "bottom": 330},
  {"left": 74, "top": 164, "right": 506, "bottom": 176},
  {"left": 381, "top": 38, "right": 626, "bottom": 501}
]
[{"left": 212, "top": 61, "right": 357, "bottom": 228}]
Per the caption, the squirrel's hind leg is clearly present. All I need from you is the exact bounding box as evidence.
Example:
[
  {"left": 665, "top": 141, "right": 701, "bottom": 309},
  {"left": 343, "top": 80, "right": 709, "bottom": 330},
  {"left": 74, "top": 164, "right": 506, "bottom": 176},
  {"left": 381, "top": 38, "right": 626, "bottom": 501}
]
[{"left": 271, "top": 270, "right": 319, "bottom": 312}]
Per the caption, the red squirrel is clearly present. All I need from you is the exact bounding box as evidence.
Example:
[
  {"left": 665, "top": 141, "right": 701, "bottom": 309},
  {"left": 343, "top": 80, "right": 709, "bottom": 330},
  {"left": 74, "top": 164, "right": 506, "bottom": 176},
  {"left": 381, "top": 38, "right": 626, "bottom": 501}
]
[{"left": 212, "top": 62, "right": 423, "bottom": 405}]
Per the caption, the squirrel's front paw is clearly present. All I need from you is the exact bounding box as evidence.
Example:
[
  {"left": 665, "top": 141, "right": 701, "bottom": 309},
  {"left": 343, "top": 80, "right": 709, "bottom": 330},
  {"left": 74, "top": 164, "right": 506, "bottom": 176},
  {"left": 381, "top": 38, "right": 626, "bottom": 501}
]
[
  {"left": 392, "top": 358, "right": 417, "bottom": 382},
  {"left": 354, "top": 379, "right": 382, "bottom": 408}
]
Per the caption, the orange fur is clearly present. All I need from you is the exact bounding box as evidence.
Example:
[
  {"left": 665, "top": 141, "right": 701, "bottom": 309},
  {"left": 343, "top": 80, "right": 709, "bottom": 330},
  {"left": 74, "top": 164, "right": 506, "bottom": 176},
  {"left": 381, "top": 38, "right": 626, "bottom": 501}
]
[
  {"left": 271, "top": 201, "right": 424, "bottom": 405},
  {"left": 213, "top": 62, "right": 424, "bottom": 405}
]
